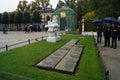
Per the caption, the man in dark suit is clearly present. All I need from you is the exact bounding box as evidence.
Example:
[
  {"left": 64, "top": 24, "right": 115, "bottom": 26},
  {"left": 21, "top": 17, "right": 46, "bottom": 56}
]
[
  {"left": 96, "top": 24, "right": 102, "bottom": 43},
  {"left": 117, "top": 25, "right": 120, "bottom": 41},
  {"left": 111, "top": 24, "right": 118, "bottom": 49},
  {"left": 103, "top": 23, "right": 111, "bottom": 47}
]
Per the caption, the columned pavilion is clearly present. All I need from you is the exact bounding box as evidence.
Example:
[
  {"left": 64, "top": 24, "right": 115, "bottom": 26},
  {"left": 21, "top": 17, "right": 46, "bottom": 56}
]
[{"left": 53, "top": 6, "right": 77, "bottom": 31}]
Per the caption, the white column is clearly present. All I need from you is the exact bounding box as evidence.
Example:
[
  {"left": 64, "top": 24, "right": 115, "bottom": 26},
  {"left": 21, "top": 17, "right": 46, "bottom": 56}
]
[
  {"left": 118, "top": 16, "right": 120, "bottom": 21},
  {"left": 81, "top": 19, "right": 85, "bottom": 32}
]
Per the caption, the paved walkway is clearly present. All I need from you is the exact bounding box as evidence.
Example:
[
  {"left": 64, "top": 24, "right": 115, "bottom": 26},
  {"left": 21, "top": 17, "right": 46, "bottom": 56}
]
[
  {"left": 0, "top": 31, "right": 48, "bottom": 52},
  {"left": 96, "top": 37, "right": 120, "bottom": 80}
]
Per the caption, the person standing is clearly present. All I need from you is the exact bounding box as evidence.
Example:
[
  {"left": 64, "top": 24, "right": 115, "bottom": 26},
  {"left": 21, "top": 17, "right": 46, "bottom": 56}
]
[
  {"left": 111, "top": 24, "right": 118, "bottom": 49},
  {"left": 103, "top": 23, "right": 111, "bottom": 47},
  {"left": 96, "top": 24, "right": 102, "bottom": 43},
  {"left": 2, "top": 25, "right": 7, "bottom": 34},
  {"left": 117, "top": 25, "right": 120, "bottom": 41}
]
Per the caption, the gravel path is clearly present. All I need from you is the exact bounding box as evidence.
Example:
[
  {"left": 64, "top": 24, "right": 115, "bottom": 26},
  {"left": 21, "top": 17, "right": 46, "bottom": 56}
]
[
  {"left": 96, "top": 37, "right": 120, "bottom": 80},
  {"left": 0, "top": 31, "right": 48, "bottom": 52}
]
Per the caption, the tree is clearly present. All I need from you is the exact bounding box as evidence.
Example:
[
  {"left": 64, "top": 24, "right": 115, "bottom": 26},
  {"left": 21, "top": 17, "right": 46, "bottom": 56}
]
[
  {"left": 88, "top": 0, "right": 120, "bottom": 18},
  {"left": 56, "top": 0, "right": 65, "bottom": 9},
  {"left": 15, "top": 10, "right": 23, "bottom": 30},
  {"left": 110, "top": 0, "right": 120, "bottom": 18},
  {"left": 29, "top": 1, "right": 37, "bottom": 12},
  {"left": 23, "top": 11, "right": 31, "bottom": 24},
  {"left": 82, "top": 11, "right": 98, "bottom": 21},
  {"left": 76, "top": 0, "right": 89, "bottom": 20},
  {"left": 9, "top": 12, "right": 15, "bottom": 24},
  {"left": 64, "top": 0, "right": 76, "bottom": 9},
  {"left": 32, "top": 9, "right": 41, "bottom": 23},
  {"left": 15, "top": 11, "right": 23, "bottom": 24},
  {"left": 1, "top": 12, "right": 9, "bottom": 24},
  {"left": 17, "top": 0, "right": 29, "bottom": 12},
  {"left": 35, "top": 0, "right": 50, "bottom": 9}
]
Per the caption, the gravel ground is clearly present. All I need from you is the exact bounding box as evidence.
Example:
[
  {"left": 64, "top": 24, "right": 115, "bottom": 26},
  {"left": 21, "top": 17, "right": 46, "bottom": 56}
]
[
  {"left": 0, "top": 31, "right": 48, "bottom": 52},
  {"left": 96, "top": 37, "right": 120, "bottom": 80}
]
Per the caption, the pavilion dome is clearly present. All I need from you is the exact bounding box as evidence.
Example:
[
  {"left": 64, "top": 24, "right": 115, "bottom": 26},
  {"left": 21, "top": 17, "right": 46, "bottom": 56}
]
[{"left": 53, "top": 6, "right": 77, "bottom": 16}]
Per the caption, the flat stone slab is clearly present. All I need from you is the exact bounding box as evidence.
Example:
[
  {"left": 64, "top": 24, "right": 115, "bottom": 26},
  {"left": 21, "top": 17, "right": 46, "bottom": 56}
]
[
  {"left": 55, "top": 45, "right": 83, "bottom": 73},
  {"left": 36, "top": 39, "right": 84, "bottom": 74}
]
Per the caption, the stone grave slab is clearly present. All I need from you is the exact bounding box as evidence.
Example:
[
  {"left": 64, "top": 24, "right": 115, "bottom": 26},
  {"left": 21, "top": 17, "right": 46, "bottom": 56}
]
[
  {"left": 36, "top": 39, "right": 79, "bottom": 69},
  {"left": 36, "top": 39, "right": 84, "bottom": 74},
  {"left": 55, "top": 45, "right": 83, "bottom": 73}
]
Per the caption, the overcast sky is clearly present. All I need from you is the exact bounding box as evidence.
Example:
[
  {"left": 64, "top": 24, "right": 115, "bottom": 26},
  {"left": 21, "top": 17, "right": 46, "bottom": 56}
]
[{"left": 0, "top": 0, "right": 59, "bottom": 13}]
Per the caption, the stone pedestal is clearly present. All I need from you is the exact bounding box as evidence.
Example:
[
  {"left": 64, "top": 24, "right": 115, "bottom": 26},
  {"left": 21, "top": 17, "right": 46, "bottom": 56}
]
[{"left": 47, "top": 27, "right": 61, "bottom": 42}]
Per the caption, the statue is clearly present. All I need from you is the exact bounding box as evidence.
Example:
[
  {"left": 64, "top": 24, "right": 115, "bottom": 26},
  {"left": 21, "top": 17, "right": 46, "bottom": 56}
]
[{"left": 45, "top": 15, "right": 61, "bottom": 42}]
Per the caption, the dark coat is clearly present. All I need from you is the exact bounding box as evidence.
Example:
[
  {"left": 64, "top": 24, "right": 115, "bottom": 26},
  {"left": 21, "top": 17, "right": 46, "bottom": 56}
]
[
  {"left": 103, "top": 26, "right": 111, "bottom": 37},
  {"left": 111, "top": 27, "right": 118, "bottom": 38},
  {"left": 97, "top": 25, "right": 102, "bottom": 34}
]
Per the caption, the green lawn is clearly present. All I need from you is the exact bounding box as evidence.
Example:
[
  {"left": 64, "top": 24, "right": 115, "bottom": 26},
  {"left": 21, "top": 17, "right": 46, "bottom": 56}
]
[{"left": 0, "top": 34, "right": 105, "bottom": 80}]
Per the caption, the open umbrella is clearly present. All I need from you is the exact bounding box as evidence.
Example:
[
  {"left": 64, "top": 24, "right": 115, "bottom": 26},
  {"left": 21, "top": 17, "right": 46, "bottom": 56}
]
[
  {"left": 103, "top": 17, "right": 120, "bottom": 25},
  {"left": 92, "top": 19, "right": 103, "bottom": 24}
]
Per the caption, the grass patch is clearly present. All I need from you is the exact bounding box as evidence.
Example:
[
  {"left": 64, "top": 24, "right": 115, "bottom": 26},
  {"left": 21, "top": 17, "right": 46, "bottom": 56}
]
[{"left": 0, "top": 34, "right": 105, "bottom": 80}]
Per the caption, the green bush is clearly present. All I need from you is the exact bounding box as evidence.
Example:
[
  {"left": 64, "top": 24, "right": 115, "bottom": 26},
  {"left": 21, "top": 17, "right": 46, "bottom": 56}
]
[{"left": 84, "top": 20, "right": 96, "bottom": 32}]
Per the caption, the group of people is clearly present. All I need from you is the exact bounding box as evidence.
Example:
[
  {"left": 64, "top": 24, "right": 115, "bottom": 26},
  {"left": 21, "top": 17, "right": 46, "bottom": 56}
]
[
  {"left": 24, "top": 24, "right": 48, "bottom": 33},
  {"left": 24, "top": 24, "right": 43, "bottom": 33},
  {"left": 97, "top": 23, "right": 120, "bottom": 49}
]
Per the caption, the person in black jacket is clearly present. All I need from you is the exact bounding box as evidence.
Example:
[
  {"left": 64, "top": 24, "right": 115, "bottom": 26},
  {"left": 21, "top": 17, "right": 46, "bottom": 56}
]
[
  {"left": 96, "top": 24, "right": 102, "bottom": 43},
  {"left": 103, "top": 23, "right": 111, "bottom": 47},
  {"left": 111, "top": 24, "right": 118, "bottom": 49},
  {"left": 117, "top": 25, "right": 120, "bottom": 41}
]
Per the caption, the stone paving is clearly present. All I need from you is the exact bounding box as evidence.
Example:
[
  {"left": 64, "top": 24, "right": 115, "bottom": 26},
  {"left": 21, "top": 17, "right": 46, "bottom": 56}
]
[
  {"left": 95, "top": 37, "right": 120, "bottom": 80},
  {"left": 36, "top": 39, "right": 84, "bottom": 74},
  {"left": 0, "top": 31, "right": 48, "bottom": 52}
]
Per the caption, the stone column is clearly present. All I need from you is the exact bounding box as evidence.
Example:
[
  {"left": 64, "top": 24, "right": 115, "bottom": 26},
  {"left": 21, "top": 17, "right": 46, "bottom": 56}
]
[
  {"left": 118, "top": 16, "right": 120, "bottom": 21},
  {"left": 81, "top": 19, "right": 85, "bottom": 32}
]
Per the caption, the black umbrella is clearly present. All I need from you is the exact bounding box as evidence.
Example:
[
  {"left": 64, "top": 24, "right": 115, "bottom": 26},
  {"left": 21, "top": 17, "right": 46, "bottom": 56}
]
[
  {"left": 103, "top": 17, "right": 120, "bottom": 25},
  {"left": 92, "top": 19, "right": 103, "bottom": 24}
]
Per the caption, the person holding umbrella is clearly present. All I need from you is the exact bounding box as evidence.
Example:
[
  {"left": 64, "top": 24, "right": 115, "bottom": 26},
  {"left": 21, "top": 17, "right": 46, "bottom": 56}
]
[
  {"left": 103, "top": 23, "right": 111, "bottom": 47},
  {"left": 96, "top": 23, "right": 103, "bottom": 43},
  {"left": 92, "top": 19, "right": 103, "bottom": 43},
  {"left": 117, "top": 24, "right": 120, "bottom": 41},
  {"left": 111, "top": 23, "right": 118, "bottom": 49}
]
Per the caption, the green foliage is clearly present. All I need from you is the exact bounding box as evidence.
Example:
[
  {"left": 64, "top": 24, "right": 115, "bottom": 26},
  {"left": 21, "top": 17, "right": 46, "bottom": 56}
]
[
  {"left": 0, "top": 35, "right": 105, "bottom": 80},
  {"left": 81, "top": 11, "right": 98, "bottom": 31},
  {"left": 56, "top": 0, "right": 65, "bottom": 9},
  {"left": 35, "top": 0, "right": 50, "bottom": 9},
  {"left": 84, "top": 20, "right": 96, "bottom": 31},
  {"left": 1, "top": 12, "right": 9, "bottom": 24},
  {"left": 88, "top": 0, "right": 120, "bottom": 18},
  {"left": 23, "top": 11, "right": 31, "bottom": 24},
  {"left": 82, "top": 11, "right": 98, "bottom": 21},
  {"left": 15, "top": 10, "right": 23, "bottom": 24},
  {"left": 29, "top": 1, "right": 37, "bottom": 12},
  {"left": 32, "top": 10, "right": 41, "bottom": 23},
  {"left": 9, "top": 12, "right": 15, "bottom": 24},
  {"left": 17, "top": 0, "right": 30, "bottom": 12},
  {"left": 77, "top": 0, "right": 89, "bottom": 20}
]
